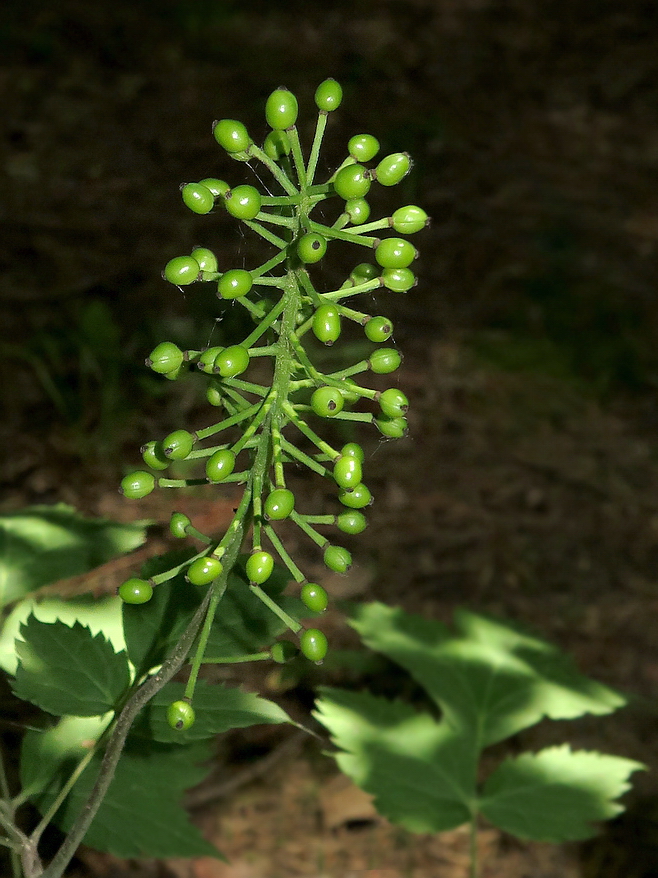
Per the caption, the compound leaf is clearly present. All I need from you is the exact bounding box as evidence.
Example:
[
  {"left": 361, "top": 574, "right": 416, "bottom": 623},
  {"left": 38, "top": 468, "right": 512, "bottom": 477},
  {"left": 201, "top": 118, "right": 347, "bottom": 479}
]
[
  {"left": 13, "top": 616, "right": 130, "bottom": 716},
  {"left": 132, "top": 679, "right": 292, "bottom": 743},
  {"left": 348, "top": 602, "right": 625, "bottom": 746},
  {"left": 480, "top": 745, "right": 645, "bottom": 841},
  {"left": 29, "top": 734, "right": 220, "bottom": 859},
  {"left": 314, "top": 686, "right": 475, "bottom": 834},
  {"left": 0, "top": 504, "right": 148, "bottom": 609},
  {"left": 20, "top": 715, "right": 111, "bottom": 800}
]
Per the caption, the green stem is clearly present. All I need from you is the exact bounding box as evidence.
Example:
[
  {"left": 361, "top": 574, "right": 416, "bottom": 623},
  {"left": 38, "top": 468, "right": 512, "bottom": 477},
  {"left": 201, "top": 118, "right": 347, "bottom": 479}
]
[
  {"left": 280, "top": 437, "right": 330, "bottom": 477},
  {"left": 264, "top": 525, "right": 305, "bottom": 582},
  {"left": 243, "top": 219, "right": 287, "bottom": 249},
  {"left": 184, "top": 490, "right": 249, "bottom": 700},
  {"left": 282, "top": 401, "right": 339, "bottom": 459},
  {"left": 249, "top": 584, "right": 302, "bottom": 633},
  {"left": 195, "top": 402, "right": 262, "bottom": 440},
  {"left": 247, "top": 144, "right": 299, "bottom": 196},
  {"left": 321, "top": 277, "right": 383, "bottom": 302},
  {"left": 38, "top": 588, "right": 216, "bottom": 878},
  {"left": 306, "top": 111, "right": 328, "bottom": 185},
  {"left": 289, "top": 510, "right": 328, "bottom": 548},
  {"left": 241, "top": 295, "right": 286, "bottom": 348},
  {"left": 308, "top": 220, "right": 378, "bottom": 248},
  {"left": 251, "top": 249, "right": 288, "bottom": 278},
  {"left": 287, "top": 126, "right": 307, "bottom": 189}
]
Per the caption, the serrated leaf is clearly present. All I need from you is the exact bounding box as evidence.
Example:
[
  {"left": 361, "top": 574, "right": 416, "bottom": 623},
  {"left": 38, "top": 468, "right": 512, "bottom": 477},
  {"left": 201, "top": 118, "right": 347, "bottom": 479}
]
[
  {"left": 122, "top": 550, "right": 200, "bottom": 676},
  {"left": 13, "top": 616, "right": 130, "bottom": 716},
  {"left": 480, "top": 745, "right": 645, "bottom": 841},
  {"left": 123, "top": 555, "right": 299, "bottom": 675},
  {"left": 132, "top": 679, "right": 292, "bottom": 743},
  {"left": 348, "top": 603, "right": 625, "bottom": 745},
  {"left": 28, "top": 735, "right": 221, "bottom": 859},
  {"left": 0, "top": 504, "right": 148, "bottom": 609},
  {"left": 314, "top": 687, "right": 475, "bottom": 834},
  {"left": 20, "top": 715, "right": 111, "bottom": 799},
  {"left": 0, "top": 595, "right": 126, "bottom": 675}
]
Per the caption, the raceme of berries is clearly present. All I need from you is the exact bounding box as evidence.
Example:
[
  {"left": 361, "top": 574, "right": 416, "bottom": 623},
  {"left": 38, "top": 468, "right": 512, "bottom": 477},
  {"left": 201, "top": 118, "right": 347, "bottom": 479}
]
[{"left": 120, "top": 79, "right": 426, "bottom": 712}]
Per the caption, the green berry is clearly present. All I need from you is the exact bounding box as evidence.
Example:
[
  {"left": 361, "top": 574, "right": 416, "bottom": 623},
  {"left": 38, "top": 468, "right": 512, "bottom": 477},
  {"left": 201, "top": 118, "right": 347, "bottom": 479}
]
[
  {"left": 199, "top": 178, "right": 230, "bottom": 197},
  {"left": 339, "top": 483, "right": 372, "bottom": 509},
  {"left": 311, "top": 386, "right": 344, "bottom": 418},
  {"left": 167, "top": 700, "right": 195, "bottom": 731},
  {"left": 170, "top": 512, "right": 191, "bottom": 538},
  {"left": 213, "top": 119, "right": 251, "bottom": 152},
  {"left": 246, "top": 550, "right": 274, "bottom": 584},
  {"left": 141, "top": 440, "right": 169, "bottom": 471},
  {"left": 300, "top": 628, "right": 328, "bottom": 662},
  {"left": 218, "top": 269, "right": 252, "bottom": 299},
  {"left": 206, "top": 384, "right": 223, "bottom": 407},
  {"left": 375, "top": 152, "right": 412, "bottom": 186},
  {"left": 341, "top": 442, "right": 364, "bottom": 463},
  {"left": 264, "top": 488, "right": 295, "bottom": 520},
  {"left": 300, "top": 583, "right": 328, "bottom": 613},
  {"left": 197, "top": 346, "right": 224, "bottom": 374},
  {"left": 334, "top": 164, "right": 371, "bottom": 200},
  {"left": 323, "top": 544, "right": 352, "bottom": 574},
  {"left": 339, "top": 380, "right": 360, "bottom": 406},
  {"left": 181, "top": 182, "right": 214, "bottom": 215},
  {"left": 382, "top": 267, "right": 416, "bottom": 292},
  {"left": 186, "top": 555, "right": 223, "bottom": 585},
  {"left": 191, "top": 247, "right": 218, "bottom": 276},
  {"left": 392, "top": 205, "right": 429, "bottom": 234},
  {"left": 163, "top": 256, "right": 200, "bottom": 286},
  {"left": 119, "top": 578, "right": 153, "bottom": 605},
  {"left": 364, "top": 316, "right": 393, "bottom": 343},
  {"left": 225, "top": 185, "right": 261, "bottom": 220},
  {"left": 214, "top": 345, "right": 250, "bottom": 378},
  {"left": 345, "top": 198, "right": 370, "bottom": 225},
  {"left": 265, "top": 87, "right": 298, "bottom": 129},
  {"left": 351, "top": 263, "right": 379, "bottom": 282},
  {"left": 263, "top": 130, "right": 291, "bottom": 160},
  {"left": 205, "top": 449, "right": 236, "bottom": 483},
  {"left": 348, "top": 134, "right": 380, "bottom": 163},
  {"left": 271, "top": 640, "right": 299, "bottom": 663},
  {"left": 312, "top": 304, "right": 341, "bottom": 345},
  {"left": 146, "top": 342, "right": 184, "bottom": 374},
  {"left": 375, "top": 415, "right": 408, "bottom": 438},
  {"left": 297, "top": 232, "right": 327, "bottom": 264},
  {"left": 336, "top": 510, "right": 367, "bottom": 535},
  {"left": 333, "top": 455, "right": 362, "bottom": 490},
  {"left": 379, "top": 388, "right": 409, "bottom": 418},
  {"left": 315, "top": 78, "right": 342, "bottom": 112},
  {"left": 369, "top": 348, "right": 402, "bottom": 374},
  {"left": 375, "top": 238, "right": 417, "bottom": 269},
  {"left": 121, "top": 471, "right": 156, "bottom": 499},
  {"left": 162, "top": 429, "right": 194, "bottom": 460}
]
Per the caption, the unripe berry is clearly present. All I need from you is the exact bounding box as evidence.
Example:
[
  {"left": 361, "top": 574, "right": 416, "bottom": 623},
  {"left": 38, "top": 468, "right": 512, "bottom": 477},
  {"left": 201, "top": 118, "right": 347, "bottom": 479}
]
[
  {"left": 315, "top": 79, "right": 342, "bottom": 112},
  {"left": 265, "top": 87, "right": 298, "bottom": 129},
  {"left": 146, "top": 342, "right": 184, "bottom": 374}
]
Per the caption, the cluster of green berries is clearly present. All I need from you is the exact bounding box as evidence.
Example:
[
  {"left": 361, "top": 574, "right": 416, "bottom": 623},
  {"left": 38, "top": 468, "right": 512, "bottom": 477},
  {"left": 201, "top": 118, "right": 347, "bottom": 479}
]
[{"left": 117, "top": 80, "right": 426, "bottom": 729}]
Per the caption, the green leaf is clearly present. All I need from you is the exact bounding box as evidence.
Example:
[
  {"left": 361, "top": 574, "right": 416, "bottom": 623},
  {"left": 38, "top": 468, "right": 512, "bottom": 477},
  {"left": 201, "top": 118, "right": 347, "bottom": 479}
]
[
  {"left": 20, "top": 715, "right": 111, "bottom": 799},
  {"left": 132, "top": 679, "right": 292, "bottom": 743},
  {"left": 347, "top": 603, "right": 625, "bottom": 745},
  {"left": 0, "top": 595, "right": 126, "bottom": 675},
  {"left": 28, "top": 732, "right": 221, "bottom": 859},
  {"left": 123, "top": 555, "right": 301, "bottom": 675},
  {"left": 13, "top": 616, "right": 130, "bottom": 716},
  {"left": 314, "top": 687, "right": 475, "bottom": 834},
  {"left": 204, "top": 566, "right": 303, "bottom": 659},
  {"left": 480, "top": 745, "right": 645, "bottom": 841},
  {"left": 0, "top": 504, "right": 148, "bottom": 609},
  {"left": 122, "top": 550, "right": 199, "bottom": 676}
]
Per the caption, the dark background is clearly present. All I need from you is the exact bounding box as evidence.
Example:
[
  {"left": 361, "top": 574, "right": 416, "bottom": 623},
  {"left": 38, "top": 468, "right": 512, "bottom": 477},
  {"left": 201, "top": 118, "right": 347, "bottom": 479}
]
[{"left": 2, "top": 1, "right": 658, "bottom": 875}]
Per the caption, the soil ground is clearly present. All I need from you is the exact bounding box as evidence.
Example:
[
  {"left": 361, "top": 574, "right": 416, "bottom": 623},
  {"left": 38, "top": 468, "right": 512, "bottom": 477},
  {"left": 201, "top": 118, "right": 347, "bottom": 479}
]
[{"left": 2, "top": 2, "right": 658, "bottom": 876}]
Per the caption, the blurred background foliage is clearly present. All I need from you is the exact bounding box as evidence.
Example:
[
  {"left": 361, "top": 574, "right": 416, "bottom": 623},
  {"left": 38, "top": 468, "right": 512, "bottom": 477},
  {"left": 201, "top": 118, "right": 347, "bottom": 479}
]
[{"left": 1, "top": 0, "right": 657, "bottom": 468}]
